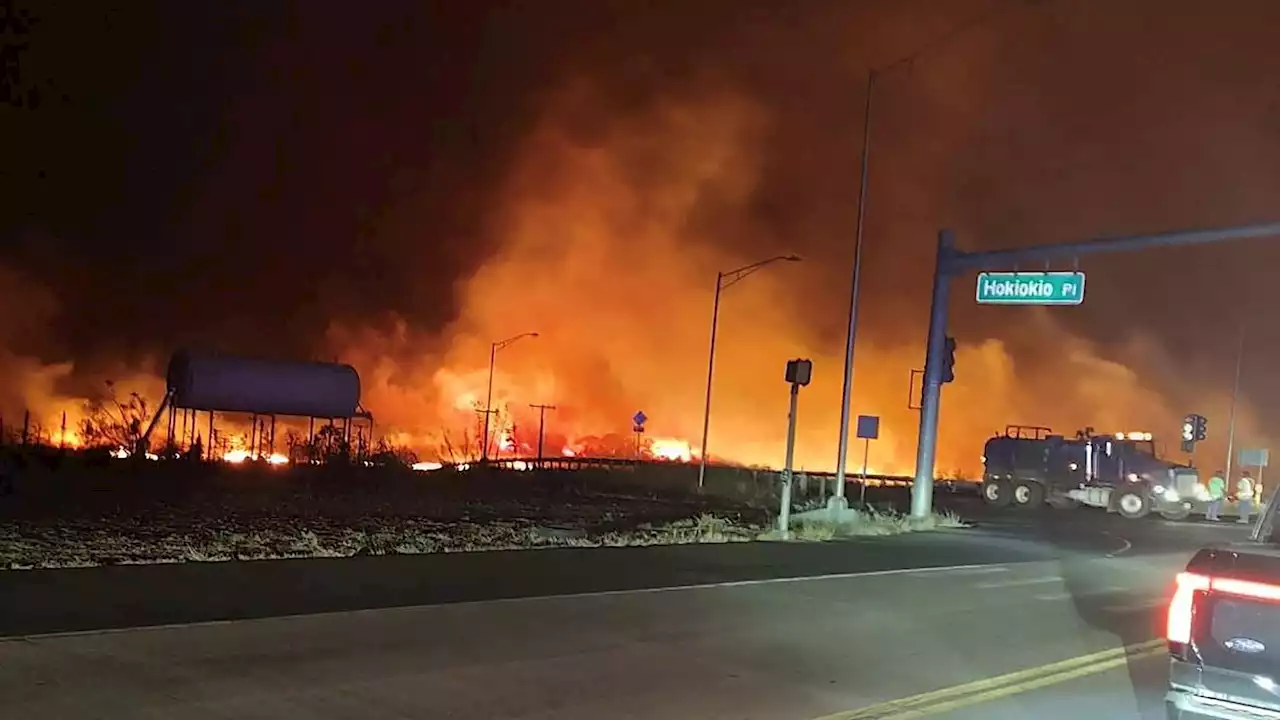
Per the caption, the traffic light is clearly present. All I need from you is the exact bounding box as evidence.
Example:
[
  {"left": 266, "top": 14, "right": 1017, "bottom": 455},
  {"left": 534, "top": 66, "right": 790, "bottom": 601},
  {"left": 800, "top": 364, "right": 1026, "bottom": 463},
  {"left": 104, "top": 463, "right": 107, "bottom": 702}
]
[
  {"left": 1181, "top": 414, "right": 1196, "bottom": 454},
  {"left": 1180, "top": 413, "right": 1208, "bottom": 453},
  {"left": 941, "top": 336, "right": 956, "bottom": 383}
]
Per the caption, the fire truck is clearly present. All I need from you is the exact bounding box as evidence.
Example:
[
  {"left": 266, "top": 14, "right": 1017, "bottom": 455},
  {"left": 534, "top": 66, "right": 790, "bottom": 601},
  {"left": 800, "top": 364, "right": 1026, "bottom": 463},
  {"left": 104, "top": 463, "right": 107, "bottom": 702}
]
[{"left": 980, "top": 425, "right": 1208, "bottom": 520}]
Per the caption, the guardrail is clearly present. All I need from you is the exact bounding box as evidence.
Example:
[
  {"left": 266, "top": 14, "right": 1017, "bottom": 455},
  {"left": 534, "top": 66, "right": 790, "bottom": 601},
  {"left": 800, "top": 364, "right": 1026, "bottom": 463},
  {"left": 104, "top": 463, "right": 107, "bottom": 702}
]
[{"left": 478, "top": 456, "right": 980, "bottom": 489}]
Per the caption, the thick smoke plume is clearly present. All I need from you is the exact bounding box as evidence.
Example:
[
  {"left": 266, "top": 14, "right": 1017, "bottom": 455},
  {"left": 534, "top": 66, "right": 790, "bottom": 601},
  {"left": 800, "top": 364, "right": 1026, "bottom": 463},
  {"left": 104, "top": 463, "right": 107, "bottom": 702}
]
[
  {"left": 335, "top": 73, "right": 1267, "bottom": 475},
  {"left": 3, "top": 0, "right": 1276, "bottom": 477}
]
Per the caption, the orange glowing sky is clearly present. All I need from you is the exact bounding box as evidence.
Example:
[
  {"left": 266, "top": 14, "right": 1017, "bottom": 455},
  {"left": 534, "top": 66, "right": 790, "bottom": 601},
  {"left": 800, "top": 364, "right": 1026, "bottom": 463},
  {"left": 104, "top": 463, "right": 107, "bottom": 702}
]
[{"left": 3, "top": 1, "right": 1278, "bottom": 478}]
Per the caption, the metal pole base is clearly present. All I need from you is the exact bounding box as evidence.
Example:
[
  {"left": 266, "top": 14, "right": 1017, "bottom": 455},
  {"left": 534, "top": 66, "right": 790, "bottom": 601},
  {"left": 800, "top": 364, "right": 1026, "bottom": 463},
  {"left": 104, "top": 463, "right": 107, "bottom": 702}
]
[{"left": 826, "top": 493, "right": 850, "bottom": 514}]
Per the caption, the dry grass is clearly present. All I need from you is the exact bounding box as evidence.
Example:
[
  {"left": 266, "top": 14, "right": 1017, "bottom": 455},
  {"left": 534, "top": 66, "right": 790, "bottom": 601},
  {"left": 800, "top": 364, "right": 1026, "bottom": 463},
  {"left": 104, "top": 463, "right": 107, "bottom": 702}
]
[
  {"left": 0, "top": 461, "right": 969, "bottom": 569},
  {"left": 843, "top": 507, "right": 970, "bottom": 536},
  {"left": 761, "top": 507, "right": 970, "bottom": 542},
  {"left": 0, "top": 512, "right": 769, "bottom": 570}
]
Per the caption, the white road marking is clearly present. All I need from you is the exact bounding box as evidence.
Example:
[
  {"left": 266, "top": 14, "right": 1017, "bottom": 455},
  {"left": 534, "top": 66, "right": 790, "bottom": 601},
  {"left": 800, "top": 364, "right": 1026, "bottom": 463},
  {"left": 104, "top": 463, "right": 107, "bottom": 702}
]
[
  {"left": 925, "top": 565, "right": 1010, "bottom": 577},
  {"left": 1103, "top": 532, "right": 1132, "bottom": 558},
  {"left": 2, "top": 561, "right": 1013, "bottom": 642},
  {"left": 975, "top": 575, "right": 1064, "bottom": 589}
]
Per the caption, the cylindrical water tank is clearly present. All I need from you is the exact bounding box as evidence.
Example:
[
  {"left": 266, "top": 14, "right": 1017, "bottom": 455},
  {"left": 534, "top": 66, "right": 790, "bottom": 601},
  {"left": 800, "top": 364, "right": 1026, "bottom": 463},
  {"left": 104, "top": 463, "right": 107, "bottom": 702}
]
[{"left": 166, "top": 350, "right": 362, "bottom": 418}]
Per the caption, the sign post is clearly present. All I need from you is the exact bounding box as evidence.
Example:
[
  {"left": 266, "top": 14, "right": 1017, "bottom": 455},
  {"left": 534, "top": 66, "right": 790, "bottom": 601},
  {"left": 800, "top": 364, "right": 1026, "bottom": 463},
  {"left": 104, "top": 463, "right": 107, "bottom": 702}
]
[
  {"left": 632, "top": 411, "right": 647, "bottom": 460},
  {"left": 856, "top": 415, "right": 880, "bottom": 507},
  {"left": 1240, "top": 449, "right": 1269, "bottom": 499},
  {"left": 779, "top": 359, "right": 813, "bottom": 539}
]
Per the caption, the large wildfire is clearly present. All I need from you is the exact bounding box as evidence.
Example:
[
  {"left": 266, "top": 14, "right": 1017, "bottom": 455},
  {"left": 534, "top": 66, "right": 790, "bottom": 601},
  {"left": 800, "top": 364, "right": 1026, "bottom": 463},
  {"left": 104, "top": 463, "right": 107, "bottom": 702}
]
[{"left": 2, "top": 32, "right": 1274, "bottom": 475}]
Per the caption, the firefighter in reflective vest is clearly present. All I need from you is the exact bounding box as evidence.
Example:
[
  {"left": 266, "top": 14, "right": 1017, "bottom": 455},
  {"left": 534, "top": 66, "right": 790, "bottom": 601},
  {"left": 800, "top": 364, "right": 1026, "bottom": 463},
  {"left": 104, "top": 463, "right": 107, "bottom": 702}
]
[
  {"left": 1207, "top": 471, "right": 1227, "bottom": 521},
  {"left": 1238, "top": 470, "right": 1257, "bottom": 524}
]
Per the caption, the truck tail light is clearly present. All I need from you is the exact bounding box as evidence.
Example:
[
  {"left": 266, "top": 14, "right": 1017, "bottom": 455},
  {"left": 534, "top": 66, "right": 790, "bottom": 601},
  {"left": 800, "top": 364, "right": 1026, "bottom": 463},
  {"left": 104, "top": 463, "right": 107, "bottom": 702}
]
[
  {"left": 1167, "top": 572, "right": 1210, "bottom": 644},
  {"left": 1167, "top": 571, "right": 1280, "bottom": 644}
]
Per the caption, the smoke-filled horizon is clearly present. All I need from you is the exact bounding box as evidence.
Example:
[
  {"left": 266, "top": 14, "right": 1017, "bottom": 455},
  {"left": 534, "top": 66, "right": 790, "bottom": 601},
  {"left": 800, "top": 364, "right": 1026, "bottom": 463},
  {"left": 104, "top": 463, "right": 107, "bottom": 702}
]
[{"left": 3, "top": 0, "right": 1279, "bottom": 474}]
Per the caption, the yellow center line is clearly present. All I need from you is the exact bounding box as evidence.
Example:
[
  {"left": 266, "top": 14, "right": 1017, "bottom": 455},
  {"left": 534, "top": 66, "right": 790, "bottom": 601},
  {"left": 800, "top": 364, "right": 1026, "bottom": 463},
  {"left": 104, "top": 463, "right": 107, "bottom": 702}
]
[{"left": 811, "top": 639, "right": 1165, "bottom": 720}]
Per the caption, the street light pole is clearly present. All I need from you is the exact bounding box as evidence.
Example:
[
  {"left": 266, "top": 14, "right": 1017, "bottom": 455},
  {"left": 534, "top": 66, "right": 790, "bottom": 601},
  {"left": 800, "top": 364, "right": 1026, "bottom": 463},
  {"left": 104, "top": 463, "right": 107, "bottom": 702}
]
[
  {"left": 832, "top": 68, "right": 875, "bottom": 509},
  {"left": 480, "top": 331, "right": 538, "bottom": 462},
  {"left": 1225, "top": 324, "right": 1245, "bottom": 486},
  {"left": 831, "top": 1, "right": 1033, "bottom": 506},
  {"left": 697, "top": 274, "right": 723, "bottom": 489},
  {"left": 696, "top": 254, "right": 802, "bottom": 489}
]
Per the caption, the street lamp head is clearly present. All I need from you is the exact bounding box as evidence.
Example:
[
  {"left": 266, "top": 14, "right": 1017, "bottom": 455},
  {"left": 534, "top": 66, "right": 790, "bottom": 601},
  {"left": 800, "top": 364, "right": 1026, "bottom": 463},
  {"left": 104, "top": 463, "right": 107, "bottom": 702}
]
[
  {"left": 783, "top": 254, "right": 803, "bottom": 262},
  {"left": 529, "top": 332, "right": 540, "bottom": 338}
]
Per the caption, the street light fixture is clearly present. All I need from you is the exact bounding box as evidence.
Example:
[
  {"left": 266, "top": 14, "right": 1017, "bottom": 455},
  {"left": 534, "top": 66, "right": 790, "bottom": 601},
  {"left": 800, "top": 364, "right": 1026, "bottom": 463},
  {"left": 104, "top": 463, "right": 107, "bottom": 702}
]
[
  {"left": 481, "top": 331, "right": 538, "bottom": 462},
  {"left": 697, "top": 254, "right": 802, "bottom": 489}
]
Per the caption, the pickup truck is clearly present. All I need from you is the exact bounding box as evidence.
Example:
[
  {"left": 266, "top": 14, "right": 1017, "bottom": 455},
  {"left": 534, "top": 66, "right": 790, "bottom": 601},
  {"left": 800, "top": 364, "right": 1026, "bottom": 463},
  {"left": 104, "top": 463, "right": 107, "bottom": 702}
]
[{"left": 1167, "top": 488, "right": 1280, "bottom": 718}]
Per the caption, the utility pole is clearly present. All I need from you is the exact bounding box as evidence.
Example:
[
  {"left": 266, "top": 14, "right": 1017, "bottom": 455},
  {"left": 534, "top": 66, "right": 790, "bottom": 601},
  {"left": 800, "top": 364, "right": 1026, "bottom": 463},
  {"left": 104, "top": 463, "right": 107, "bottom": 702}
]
[
  {"left": 1225, "top": 324, "right": 1245, "bottom": 486},
  {"left": 528, "top": 403, "right": 555, "bottom": 466},
  {"left": 911, "top": 220, "right": 1280, "bottom": 519},
  {"left": 474, "top": 408, "right": 498, "bottom": 461}
]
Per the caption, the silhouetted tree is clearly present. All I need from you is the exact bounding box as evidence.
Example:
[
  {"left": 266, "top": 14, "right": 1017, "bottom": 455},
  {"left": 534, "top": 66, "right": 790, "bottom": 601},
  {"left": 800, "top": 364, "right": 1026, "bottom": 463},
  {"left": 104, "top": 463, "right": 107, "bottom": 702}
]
[
  {"left": 368, "top": 438, "right": 419, "bottom": 468},
  {"left": 78, "top": 383, "right": 149, "bottom": 450}
]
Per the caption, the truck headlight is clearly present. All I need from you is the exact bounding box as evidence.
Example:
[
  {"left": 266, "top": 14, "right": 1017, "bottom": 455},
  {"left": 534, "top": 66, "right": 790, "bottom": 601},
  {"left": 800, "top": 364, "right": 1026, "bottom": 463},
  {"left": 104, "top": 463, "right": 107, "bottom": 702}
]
[{"left": 1164, "top": 489, "right": 1181, "bottom": 503}]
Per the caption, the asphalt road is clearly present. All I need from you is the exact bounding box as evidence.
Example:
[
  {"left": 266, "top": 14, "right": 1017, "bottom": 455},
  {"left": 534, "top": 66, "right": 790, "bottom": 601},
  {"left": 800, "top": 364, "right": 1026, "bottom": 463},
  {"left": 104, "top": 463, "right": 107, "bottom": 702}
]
[{"left": 0, "top": 501, "right": 1259, "bottom": 719}]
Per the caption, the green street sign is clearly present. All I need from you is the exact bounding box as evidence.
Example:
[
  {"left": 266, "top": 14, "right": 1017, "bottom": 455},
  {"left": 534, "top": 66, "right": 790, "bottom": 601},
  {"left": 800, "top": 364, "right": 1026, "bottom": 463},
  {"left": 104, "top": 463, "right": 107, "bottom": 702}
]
[{"left": 975, "top": 271, "right": 1086, "bottom": 305}]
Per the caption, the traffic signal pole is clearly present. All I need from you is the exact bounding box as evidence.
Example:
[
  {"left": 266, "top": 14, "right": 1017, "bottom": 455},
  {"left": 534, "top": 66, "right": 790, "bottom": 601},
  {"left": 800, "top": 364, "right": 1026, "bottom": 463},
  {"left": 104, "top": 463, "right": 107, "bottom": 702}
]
[
  {"left": 910, "top": 230, "right": 956, "bottom": 519},
  {"left": 911, "top": 220, "right": 1280, "bottom": 519}
]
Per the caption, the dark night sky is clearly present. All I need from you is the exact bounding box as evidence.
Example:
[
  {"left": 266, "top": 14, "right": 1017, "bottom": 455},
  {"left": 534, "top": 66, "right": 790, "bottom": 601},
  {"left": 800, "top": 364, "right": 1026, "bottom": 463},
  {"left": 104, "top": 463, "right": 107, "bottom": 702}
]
[
  {"left": 4, "top": 0, "right": 576, "bottom": 356},
  {"left": 4, "top": 0, "right": 1280, "bottom": 465}
]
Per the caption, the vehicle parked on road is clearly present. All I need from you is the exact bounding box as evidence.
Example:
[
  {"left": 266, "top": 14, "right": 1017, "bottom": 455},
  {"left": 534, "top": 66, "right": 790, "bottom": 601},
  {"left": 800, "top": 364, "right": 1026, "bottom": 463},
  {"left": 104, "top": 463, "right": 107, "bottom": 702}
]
[
  {"left": 1165, "top": 487, "right": 1280, "bottom": 719},
  {"left": 981, "top": 425, "right": 1207, "bottom": 520}
]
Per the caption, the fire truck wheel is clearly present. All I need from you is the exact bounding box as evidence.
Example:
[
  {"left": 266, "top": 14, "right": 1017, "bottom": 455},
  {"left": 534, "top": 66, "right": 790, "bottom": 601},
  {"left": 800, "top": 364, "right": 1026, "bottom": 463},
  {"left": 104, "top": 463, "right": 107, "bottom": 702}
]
[
  {"left": 1116, "top": 489, "right": 1151, "bottom": 519},
  {"left": 982, "top": 478, "right": 1013, "bottom": 507},
  {"left": 1012, "top": 480, "right": 1046, "bottom": 508}
]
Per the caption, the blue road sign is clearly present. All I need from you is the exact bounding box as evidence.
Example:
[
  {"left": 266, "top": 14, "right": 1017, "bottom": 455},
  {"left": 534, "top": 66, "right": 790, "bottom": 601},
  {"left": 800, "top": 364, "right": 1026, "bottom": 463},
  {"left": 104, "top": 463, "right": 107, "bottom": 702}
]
[
  {"left": 633, "top": 411, "right": 647, "bottom": 427},
  {"left": 856, "top": 414, "right": 880, "bottom": 440}
]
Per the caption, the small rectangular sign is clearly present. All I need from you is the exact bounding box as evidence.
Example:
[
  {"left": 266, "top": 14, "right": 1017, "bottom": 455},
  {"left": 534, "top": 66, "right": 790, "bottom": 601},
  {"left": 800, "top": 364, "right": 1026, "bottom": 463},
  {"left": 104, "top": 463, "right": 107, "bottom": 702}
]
[
  {"left": 1240, "top": 448, "right": 1270, "bottom": 468},
  {"left": 856, "top": 415, "right": 880, "bottom": 440},
  {"left": 975, "top": 271, "right": 1086, "bottom": 306}
]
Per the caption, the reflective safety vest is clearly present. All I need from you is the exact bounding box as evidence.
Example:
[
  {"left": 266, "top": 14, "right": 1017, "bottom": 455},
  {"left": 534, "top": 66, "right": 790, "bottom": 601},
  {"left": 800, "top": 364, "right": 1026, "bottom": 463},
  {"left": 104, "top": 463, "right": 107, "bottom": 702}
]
[
  {"left": 1238, "top": 476, "right": 1255, "bottom": 500},
  {"left": 1209, "top": 476, "right": 1226, "bottom": 499}
]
